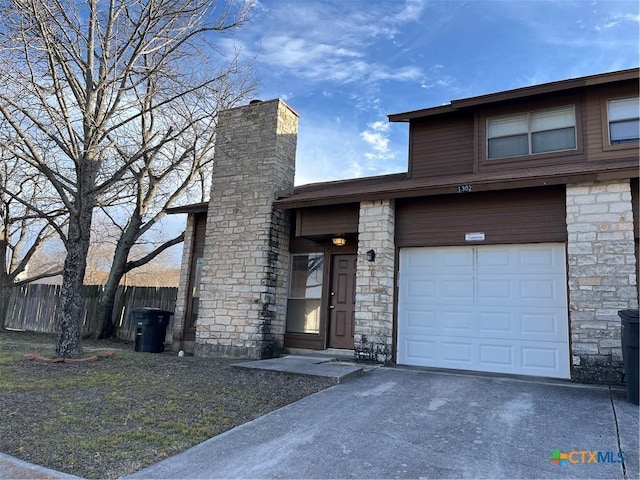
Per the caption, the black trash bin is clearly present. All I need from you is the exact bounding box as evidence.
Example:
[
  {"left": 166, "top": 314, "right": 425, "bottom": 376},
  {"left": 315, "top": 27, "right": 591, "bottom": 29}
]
[
  {"left": 619, "top": 309, "right": 639, "bottom": 405},
  {"left": 133, "top": 307, "right": 173, "bottom": 353}
]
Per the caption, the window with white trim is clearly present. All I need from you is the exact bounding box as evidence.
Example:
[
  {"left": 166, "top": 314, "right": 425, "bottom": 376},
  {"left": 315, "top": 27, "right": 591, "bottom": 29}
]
[
  {"left": 487, "top": 105, "right": 576, "bottom": 159},
  {"left": 608, "top": 97, "right": 639, "bottom": 144}
]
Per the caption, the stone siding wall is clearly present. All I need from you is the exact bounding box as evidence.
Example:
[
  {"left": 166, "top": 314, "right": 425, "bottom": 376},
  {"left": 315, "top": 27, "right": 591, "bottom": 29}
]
[
  {"left": 354, "top": 199, "right": 395, "bottom": 362},
  {"left": 171, "top": 214, "right": 195, "bottom": 351},
  {"left": 566, "top": 179, "right": 638, "bottom": 382},
  {"left": 195, "top": 100, "right": 297, "bottom": 359}
]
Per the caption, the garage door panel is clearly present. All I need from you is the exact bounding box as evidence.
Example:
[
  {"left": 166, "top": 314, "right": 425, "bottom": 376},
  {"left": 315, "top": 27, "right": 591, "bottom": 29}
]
[
  {"left": 520, "top": 312, "right": 568, "bottom": 340},
  {"left": 519, "top": 278, "right": 564, "bottom": 302},
  {"left": 403, "top": 247, "right": 473, "bottom": 272},
  {"left": 476, "top": 275, "right": 566, "bottom": 307},
  {"left": 399, "top": 335, "right": 568, "bottom": 377},
  {"left": 406, "top": 310, "right": 437, "bottom": 330},
  {"left": 476, "top": 246, "right": 565, "bottom": 274},
  {"left": 478, "top": 312, "right": 513, "bottom": 335},
  {"left": 478, "top": 309, "right": 568, "bottom": 341},
  {"left": 477, "top": 279, "right": 511, "bottom": 300},
  {"left": 518, "top": 246, "right": 564, "bottom": 269},
  {"left": 521, "top": 346, "right": 563, "bottom": 372},
  {"left": 479, "top": 344, "right": 514, "bottom": 367},
  {"left": 476, "top": 249, "right": 511, "bottom": 269},
  {"left": 398, "top": 244, "right": 570, "bottom": 378},
  {"left": 441, "top": 311, "right": 475, "bottom": 333},
  {"left": 403, "top": 277, "right": 475, "bottom": 306},
  {"left": 441, "top": 341, "right": 473, "bottom": 363},
  {"left": 407, "top": 280, "right": 436, "bottom": 299},
  {"left": 403, "top": 308, "right": 567, "bottom": 341},
  {"left": 405, "top": 338, "right": 436, "bottom": 361},
  {"left": 441, "top": 279, "right": 474, "bottom": 300}
]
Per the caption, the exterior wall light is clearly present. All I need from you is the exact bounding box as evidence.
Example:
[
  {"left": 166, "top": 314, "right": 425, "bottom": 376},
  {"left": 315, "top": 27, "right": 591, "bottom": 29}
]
[
  {"left": 332, "top": 236, "right": 347, "bottom": 247},
  {"left": 366, "top": 249, "right": 376, "bottom": 262}
]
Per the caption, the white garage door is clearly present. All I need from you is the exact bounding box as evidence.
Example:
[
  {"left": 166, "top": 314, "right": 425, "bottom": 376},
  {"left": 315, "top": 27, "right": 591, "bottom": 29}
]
[{"left": 397, "top": 244, "right": 570, "bottom": 378}]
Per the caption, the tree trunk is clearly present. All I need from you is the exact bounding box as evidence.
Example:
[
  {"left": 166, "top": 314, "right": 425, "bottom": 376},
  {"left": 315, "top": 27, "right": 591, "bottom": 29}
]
[
  {"left": 0, "top": 281, "right": 8, "bottom": 331},
  {"left": 95, "top": 252, "right": 128, "bottom": 339},
  {"left": 95, "top": 222, "right": 139, "bottom": 339},
  {"left": 56, "top": 206, "right": 93, "bottom": 358},
  {"left": 0, "top": 226, "right": 8, "bottom": 331}
]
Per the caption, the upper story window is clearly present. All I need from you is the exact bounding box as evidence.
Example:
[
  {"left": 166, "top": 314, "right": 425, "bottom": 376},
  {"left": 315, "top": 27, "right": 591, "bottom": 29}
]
[
  {"left": 608, "top": 97, "right": 639, "bottom": 144},
  {"left": 487, "top": 105, "right": 576, "bottom": 159}
]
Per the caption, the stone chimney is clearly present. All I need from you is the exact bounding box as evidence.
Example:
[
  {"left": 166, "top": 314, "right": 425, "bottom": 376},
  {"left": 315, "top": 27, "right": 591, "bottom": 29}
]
[{"left": 195, "top": 99, "right": 298, "bottom": 359}]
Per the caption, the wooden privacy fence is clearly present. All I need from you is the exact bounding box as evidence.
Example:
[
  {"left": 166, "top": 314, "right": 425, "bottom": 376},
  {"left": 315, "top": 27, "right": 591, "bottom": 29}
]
[{"left": 4, "top": 284, "right": 178, "bottom": 342}]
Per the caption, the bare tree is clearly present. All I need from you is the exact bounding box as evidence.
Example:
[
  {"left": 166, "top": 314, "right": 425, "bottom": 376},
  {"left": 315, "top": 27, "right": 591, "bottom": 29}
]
[
  {"left": 0, "top": 152, "right": 65, "bottom": 329},
  {"left": 0, "top": 0, "right": 255, "bottom": 357},
  {"left": 93, "top": 83, "right": 232, "bottom": 339}
]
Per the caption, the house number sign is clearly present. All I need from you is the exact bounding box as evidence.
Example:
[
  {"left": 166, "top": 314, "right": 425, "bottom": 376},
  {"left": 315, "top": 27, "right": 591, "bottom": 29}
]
[{"left": 457, "top": 184, "right": 473, "bottom": 193}]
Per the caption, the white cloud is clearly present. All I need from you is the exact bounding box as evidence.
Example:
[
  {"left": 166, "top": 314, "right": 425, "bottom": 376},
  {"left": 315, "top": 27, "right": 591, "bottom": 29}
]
[
  {"left": 294, "top": 115, "right": 405, "bottom": 185},
  {"left": 241, "top": 1, "right": 428, "bottom": 87},
  {"left": 256, "top": 35, "right": 422, "bottom": 85},
  {"left": 361, "top": 121, "right": 391, "bottom": 159},
  {"left": 391, "top": 0, "right": 427, "bottom": 23}
]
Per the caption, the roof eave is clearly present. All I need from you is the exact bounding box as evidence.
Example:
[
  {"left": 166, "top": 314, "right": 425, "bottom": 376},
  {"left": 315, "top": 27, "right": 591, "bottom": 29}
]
[
  {"left": 274, "top": 163, "right": 639, "bottom": 210},
  {"left": 165, "top": 202, "right": 209, "bottom": 215},
  {"left": 388, "top": 68, "right": 639, "bottom": 122}
]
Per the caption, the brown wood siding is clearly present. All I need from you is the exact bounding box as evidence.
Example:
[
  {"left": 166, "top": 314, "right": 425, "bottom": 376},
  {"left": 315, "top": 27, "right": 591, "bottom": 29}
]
[
  {"left": 284, "top": 333, "right": 325, "bottom": 350},
  {"left": 584, "top": 81, "right": 639, "bottom": 162},
  {"left": 290, "top": 215, "right": 359, "bottom": 254},
  {"left": 409, "top": 113, "right": 474, "bottom": 178},
  {"left": 395, "top": 186, "right": 567, "bottom": 247},
  {"left": 296, "top": 203, "right": 359, "bottom": 237},
  {"left": 192, "top": 213, "right": 207, "bottom": 256}
]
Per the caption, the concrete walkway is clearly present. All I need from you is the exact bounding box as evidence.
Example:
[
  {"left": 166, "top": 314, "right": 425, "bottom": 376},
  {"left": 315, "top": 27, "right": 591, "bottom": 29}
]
[{"left": 125, "top": 367, "right": 639, "bottom": 479}]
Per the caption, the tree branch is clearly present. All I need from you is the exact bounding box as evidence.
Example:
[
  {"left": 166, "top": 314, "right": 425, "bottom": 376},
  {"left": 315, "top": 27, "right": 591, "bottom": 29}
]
[{"left": 125, "top": 232, "right": 184, "bottom": 272}]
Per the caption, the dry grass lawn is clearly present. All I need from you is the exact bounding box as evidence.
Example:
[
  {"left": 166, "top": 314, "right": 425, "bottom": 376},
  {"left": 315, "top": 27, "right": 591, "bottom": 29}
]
[{"left": 0, "top": 330, "right": 333, "bottom": 479}]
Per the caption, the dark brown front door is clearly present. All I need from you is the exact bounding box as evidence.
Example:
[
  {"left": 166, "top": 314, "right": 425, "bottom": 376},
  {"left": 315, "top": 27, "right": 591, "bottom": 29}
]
[{"left": 328, "top": 255, "right": 356, "bottom": 349}]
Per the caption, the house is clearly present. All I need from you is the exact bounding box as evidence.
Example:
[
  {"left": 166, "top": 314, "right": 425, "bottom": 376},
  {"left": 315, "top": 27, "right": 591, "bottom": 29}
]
[{"left": 168, "top": 68, "right": 639, "bottom": 383}]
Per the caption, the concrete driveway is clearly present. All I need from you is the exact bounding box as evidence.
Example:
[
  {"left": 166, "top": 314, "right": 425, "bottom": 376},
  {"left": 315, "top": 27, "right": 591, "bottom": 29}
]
[{"left": 125, "top": 367, "right": 639, "bottom": 479}]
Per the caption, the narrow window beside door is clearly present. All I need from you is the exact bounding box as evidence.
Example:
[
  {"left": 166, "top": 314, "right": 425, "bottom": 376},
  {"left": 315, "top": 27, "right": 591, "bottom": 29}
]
[{"left": 286, "top": 253, "right": 324, "bottom": 334}]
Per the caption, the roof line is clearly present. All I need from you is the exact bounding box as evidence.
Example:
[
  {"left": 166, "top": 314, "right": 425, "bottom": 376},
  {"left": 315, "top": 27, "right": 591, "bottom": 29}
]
[{"left": 388, "top": 68, "right": 639, "bottom": 122}]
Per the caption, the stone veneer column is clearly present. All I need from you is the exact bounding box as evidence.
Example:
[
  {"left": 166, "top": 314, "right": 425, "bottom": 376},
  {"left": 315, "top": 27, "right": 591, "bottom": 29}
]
[
  {"left": 194, "top": 99, "right": 297, "bottom": 359},
  {"left": 354, "top": 199, "right": 395, "bottom": 362},
  {"left": 566, "top": 179, "right": 638, "bottom": 382},
  {"left": 171, "top": 214, "right": 196, "bottom": 351}
]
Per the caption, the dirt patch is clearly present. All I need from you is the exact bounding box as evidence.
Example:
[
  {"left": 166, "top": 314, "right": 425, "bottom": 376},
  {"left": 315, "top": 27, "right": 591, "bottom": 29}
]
[{"left": 0, "top": 330, "right": 333, "bottom": 479}]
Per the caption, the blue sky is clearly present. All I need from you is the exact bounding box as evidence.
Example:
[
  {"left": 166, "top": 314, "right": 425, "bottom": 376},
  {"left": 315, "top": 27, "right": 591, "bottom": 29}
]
[
  {"left": 160, "top": 0, "right": 638, "bottom": 264},
  {"left": 224, "top": 0, "right": 639, "bottom": 185}
]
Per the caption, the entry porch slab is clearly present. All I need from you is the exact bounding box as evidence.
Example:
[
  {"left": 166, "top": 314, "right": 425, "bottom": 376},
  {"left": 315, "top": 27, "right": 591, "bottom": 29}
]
[{"left": 232, "top": 355, "right": 366, "bottom": 382}]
